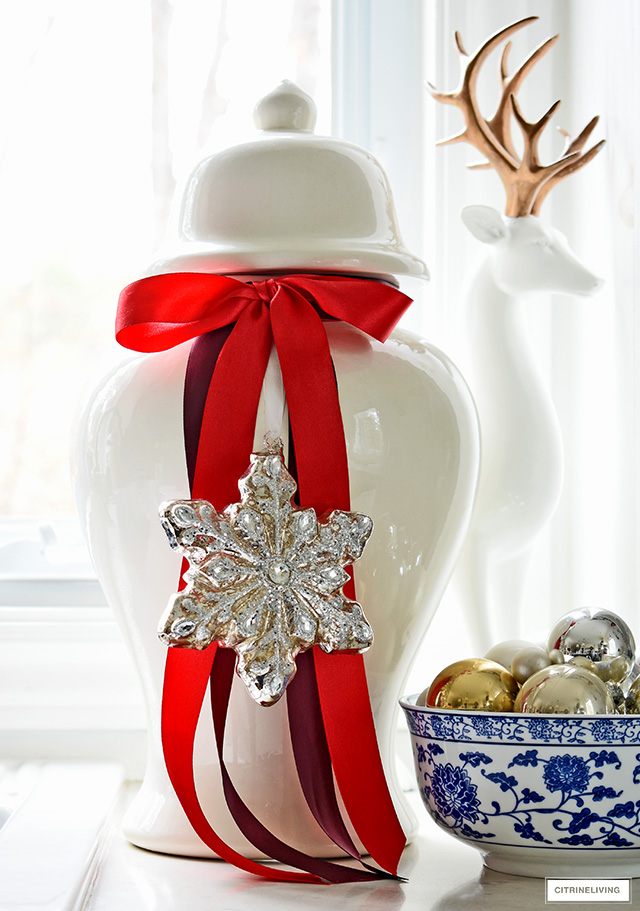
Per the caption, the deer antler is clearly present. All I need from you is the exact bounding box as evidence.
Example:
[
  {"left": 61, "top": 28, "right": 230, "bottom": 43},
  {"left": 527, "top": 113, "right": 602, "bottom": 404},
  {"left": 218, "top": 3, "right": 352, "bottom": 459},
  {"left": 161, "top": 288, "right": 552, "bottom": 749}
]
[
  {"left": 428, "top": 17, "right": 605, "bottom": 217},
  {"left": 483, "top": 34, "right": 559, "bottom": 164},
  {"left": 531, "top": 117, "right": 606, "bottom": 215}
]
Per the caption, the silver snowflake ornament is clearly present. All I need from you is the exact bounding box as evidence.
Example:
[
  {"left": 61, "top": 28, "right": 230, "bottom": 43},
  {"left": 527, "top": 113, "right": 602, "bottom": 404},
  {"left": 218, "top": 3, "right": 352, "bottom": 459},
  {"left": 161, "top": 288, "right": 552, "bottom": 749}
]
[{"left": 158, "top": 438, "right": 374, "bottom": 706}]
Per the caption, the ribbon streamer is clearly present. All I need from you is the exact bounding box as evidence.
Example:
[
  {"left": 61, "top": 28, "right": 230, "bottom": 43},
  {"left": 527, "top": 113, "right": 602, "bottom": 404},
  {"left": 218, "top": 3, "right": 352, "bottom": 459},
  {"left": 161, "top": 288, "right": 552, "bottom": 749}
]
[{"left": 116, "top": 272, "right": 413, "bottom": 881}]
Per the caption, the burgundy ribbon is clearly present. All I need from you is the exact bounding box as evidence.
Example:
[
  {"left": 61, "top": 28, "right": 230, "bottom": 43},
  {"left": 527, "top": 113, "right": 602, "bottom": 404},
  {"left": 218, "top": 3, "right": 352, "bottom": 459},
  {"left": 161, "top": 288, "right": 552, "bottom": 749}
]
[{"left": 116, "top": 272, "right": 412, "bottom": 883}]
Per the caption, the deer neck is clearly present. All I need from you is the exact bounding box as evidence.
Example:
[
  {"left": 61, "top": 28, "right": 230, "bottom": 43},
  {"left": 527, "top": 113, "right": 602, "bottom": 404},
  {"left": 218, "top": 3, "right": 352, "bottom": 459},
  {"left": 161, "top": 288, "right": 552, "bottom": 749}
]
[
  {"left": 466, "top": 257, "right": 562, "bottom": 460},
  {"left": 469, "top": 260, "right": 545, "bottom": 380},
  {"left": 464, "top": 256, "right": 563, "bottom": 526}
]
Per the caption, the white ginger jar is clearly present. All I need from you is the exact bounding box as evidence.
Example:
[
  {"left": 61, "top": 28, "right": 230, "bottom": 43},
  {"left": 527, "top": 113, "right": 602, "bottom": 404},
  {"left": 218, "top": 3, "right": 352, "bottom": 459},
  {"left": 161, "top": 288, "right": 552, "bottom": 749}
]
[{"left": 73, "top": 82, "right": 479, "bottom": 858}]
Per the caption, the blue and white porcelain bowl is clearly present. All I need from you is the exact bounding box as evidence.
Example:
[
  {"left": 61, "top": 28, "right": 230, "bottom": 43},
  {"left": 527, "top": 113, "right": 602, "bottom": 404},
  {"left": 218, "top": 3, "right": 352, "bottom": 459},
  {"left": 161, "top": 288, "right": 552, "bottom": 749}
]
[{"left": 400, "top": 696, "right": 640, "bottom": 878}]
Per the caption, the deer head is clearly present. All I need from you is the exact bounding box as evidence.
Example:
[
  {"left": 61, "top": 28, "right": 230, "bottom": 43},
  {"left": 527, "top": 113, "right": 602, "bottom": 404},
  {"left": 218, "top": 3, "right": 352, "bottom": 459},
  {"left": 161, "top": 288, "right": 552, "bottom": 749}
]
[
  {"left": 461, "top": 204, "right": 604, "bottom": 297},
  {"left": 428, "top": 16, "right": 605, "bottom": 218}
]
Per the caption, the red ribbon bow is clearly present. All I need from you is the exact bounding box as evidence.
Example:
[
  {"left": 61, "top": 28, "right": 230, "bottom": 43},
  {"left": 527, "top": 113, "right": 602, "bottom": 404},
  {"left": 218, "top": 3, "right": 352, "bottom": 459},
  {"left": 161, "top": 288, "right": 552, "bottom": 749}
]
[{"left": 116, "top": 272, "right": 413, "bottom": 883}]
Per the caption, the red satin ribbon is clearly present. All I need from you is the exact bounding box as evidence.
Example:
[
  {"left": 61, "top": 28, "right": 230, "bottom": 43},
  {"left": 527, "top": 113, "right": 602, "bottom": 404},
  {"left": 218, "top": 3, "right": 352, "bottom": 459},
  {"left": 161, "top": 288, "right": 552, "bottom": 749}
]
[{"left": 116, "top": 272, "right": 412, "bottom": 881}]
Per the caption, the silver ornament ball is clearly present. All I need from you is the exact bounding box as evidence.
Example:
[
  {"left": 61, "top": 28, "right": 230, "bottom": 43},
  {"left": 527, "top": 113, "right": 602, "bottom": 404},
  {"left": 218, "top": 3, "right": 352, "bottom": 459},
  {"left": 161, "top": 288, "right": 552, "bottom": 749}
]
[
  {"left": 514, "top": 663, "right": 615, "bottom": 715},
  {"left": 606, "top": 681, "right": 627, "bottom": 714},
  {"left": 547, "top": 607, "right": 636, "bottom": 684},
  {"left": 548, "top": 648, "right": 565, "bottom": 665}
]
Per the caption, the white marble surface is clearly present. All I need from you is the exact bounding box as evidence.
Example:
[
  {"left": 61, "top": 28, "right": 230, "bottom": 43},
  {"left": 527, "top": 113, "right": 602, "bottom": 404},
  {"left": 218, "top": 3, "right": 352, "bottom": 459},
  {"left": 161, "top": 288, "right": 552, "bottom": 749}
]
[{"left": 83, "top": 785, "right": 639, "bottom": 911}]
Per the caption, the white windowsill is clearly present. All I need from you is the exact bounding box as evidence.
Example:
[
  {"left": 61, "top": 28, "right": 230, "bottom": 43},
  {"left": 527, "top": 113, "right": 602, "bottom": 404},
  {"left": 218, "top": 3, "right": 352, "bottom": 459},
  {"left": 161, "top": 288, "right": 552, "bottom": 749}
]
[
  {"left": 1, "top": 763, "right": 609, "bottom": 911},
  {"left": 0, "top": 606, "right": 146, "bottom": 777},
  {"left": 0, "top": 762, "right": 125, "bottom": 911}
]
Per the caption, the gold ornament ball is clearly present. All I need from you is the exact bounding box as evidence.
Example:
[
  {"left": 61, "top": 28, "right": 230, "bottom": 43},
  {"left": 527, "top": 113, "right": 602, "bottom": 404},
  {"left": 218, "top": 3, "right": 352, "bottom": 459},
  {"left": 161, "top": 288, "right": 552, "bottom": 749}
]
[
  {"left": 514, "top": 663, "right": 615, "bottom": 714},
  {"left": 510, "top": 646, "right": 552, "bottom": 684},
  {"left": 426, "top": 658, "right": 519, "bottom": 712}
]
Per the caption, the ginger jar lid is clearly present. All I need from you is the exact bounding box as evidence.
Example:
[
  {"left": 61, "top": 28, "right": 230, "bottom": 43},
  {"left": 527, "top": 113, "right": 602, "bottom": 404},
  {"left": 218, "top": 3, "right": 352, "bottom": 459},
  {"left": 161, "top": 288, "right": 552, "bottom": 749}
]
[{"left": 151, "top": 81, "right": 429, "bottom": 284}]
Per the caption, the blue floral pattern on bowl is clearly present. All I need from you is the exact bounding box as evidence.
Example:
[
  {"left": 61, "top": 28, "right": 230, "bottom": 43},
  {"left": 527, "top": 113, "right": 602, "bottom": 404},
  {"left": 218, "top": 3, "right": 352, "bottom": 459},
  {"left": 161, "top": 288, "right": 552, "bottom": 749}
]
[
  {"left": 405, "top": 705, "right": 640, "bottom": 746},
  {"left": 400, "top": 697, "right": 640, "bottom": 877}
]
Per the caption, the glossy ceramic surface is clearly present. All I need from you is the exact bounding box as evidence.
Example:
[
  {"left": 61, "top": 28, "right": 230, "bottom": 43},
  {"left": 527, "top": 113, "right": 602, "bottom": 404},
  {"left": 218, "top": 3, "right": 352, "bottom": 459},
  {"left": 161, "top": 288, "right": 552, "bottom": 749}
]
[
  {"left": 401, "top": 697, "right": 640, "bottom": 878},
  {"left": 151, "top": 81, "right": 428, "bottom": 283},
  {"left": 74, "top": 321, "right": 479, "bottom": 859},
  {"left": 73, "top": 81, "right": 478, "bottom": 860},
  {"left": 453, "top": 207, "right": 604, "bottom": 652}
]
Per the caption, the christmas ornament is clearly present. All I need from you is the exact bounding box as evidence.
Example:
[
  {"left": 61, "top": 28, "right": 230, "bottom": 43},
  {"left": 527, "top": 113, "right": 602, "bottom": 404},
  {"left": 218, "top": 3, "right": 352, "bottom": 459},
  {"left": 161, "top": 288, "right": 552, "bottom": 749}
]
[
  {"left": 425, "top": 658, "right": 519, "bottom": 712},
  {"left": 547, "top": 608, "right": 636, "bottom": 684},
  {"left": 606, "top": 681, "right": 626, "bottom": 714},
  {"left": 510, "top": 645, "right": 552, "bottom": 684},
  {"left": 625, "top": 675, "right": 640, "bottom": 714},
  {"left": 159, "top": 438, "right": 374, "bottom": 706},
  {"left": 568, "top": 655, "right": 600, "bottom": 675},
  {"left": 548, "top": 648, "right": 565, "bottom": 665},
  {"left": 625, "top": 663, "right": 640, "bottom": 695},
  {"left": 484, "top": 639, "right": 534, "bottom": 670},
  {"left": 514, "top": 664, "right": 615, "bottom": 714},
  {"left": 420, "top": 609, "right": 637, "bottom": 718}
]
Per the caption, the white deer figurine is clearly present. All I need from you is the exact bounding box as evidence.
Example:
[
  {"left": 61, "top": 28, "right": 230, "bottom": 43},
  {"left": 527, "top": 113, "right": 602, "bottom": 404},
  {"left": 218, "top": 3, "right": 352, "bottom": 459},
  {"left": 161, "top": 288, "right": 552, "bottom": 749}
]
[{"left": 429, "top": 17, "right": 605, "bottom": 650}]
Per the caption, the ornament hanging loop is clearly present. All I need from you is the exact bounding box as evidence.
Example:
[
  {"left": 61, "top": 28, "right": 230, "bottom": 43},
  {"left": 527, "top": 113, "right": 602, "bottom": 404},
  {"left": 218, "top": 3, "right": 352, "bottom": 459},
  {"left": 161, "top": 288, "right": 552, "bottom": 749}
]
[{"left": 263, "top": 344, "right": 288, "bottom": 444}]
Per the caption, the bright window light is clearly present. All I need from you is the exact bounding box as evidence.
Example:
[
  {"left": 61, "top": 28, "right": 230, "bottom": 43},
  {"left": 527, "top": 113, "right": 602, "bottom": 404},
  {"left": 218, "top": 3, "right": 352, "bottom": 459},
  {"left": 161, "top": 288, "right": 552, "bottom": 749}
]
[{"left": 0, "top": 0, "right": 331, "bottom": 521}]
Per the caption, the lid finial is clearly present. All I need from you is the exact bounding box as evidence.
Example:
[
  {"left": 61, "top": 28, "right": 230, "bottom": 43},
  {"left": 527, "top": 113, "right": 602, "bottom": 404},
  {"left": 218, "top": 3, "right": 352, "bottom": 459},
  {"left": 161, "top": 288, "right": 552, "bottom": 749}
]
[{"left": 253, "top": 80, "right": 317, "bottom": 133}]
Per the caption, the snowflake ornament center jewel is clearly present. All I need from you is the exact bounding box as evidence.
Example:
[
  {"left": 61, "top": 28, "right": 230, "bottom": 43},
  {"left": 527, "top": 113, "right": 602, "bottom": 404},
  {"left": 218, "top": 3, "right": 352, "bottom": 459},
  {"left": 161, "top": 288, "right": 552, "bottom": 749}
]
[{"left": 158, "top": 437, "right": 374, "bottom": 706}]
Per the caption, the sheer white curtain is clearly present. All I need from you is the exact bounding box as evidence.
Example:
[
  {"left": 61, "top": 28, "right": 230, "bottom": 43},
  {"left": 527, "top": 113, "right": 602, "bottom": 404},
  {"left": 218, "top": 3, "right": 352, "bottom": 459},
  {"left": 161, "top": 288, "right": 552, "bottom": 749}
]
[
  {"left": 0, "top": 0, "right": 332, "bottom": 770},
  {"left": 557, "top": 0, "right": 639, "bottom": 625}
]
